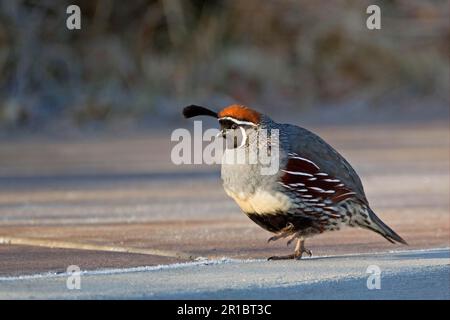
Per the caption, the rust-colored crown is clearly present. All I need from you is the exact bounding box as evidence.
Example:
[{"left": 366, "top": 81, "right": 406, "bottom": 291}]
[{"left": 218, "top": 104, "right": 261, "bottom": 124}]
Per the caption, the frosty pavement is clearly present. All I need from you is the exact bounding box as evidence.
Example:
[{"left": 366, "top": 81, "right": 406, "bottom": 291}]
[
  {"left": 0, "top": 248, "right": 448, "bottom": 299},
  {"left": 0, "top": 124, "right": 448, "bottom": 298}
]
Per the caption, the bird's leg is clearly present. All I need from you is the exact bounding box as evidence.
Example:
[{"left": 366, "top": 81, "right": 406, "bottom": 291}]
[
  {"left": 267, "top": 223, "right": 294, "bottom": 243},
  {"left": 286, "top": 232, "right": 299, "bottom": 246},
  {"left": 267, "top": 232, "right": 290, "bottom": 243},
  {"left": 296, "top": 238, "right": 312, "bottom": 258},
  {"left": 268, "top": 238, "right": 312, "bottom": 261}
]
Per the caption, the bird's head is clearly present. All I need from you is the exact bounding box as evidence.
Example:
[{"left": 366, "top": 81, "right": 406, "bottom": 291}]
[{"left": 183, "top": 104, "right": 261, "bottom": 147}]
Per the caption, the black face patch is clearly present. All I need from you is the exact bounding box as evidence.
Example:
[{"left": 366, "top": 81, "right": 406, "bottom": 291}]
[
  {"left": 219, "top": 119, "right": 238, "bottom": 131},
  {"left": 219, "top": 119, "right": 246, "bottom": 149}
]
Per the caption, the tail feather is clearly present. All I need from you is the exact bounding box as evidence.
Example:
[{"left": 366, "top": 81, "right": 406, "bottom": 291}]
[{"left": 360, "top": 208, "right": 408, "bottom": 245}]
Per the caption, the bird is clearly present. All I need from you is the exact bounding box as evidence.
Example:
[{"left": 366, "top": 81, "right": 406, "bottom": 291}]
[{"left": 183, "top": 104, "right": 407, "bottom": 260}]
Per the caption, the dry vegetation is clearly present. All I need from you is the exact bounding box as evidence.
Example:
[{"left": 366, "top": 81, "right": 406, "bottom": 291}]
[{"left": 0, "top": 0, "right": 448, "bottom": 129}]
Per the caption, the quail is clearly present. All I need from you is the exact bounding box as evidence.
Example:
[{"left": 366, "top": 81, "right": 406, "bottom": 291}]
[{"left": 183, "top": 104, "right": 407, "bottom": 260}]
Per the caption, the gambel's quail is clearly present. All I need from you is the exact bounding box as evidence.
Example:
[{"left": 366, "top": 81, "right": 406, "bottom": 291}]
[{"left": 183, "top": 104, "right": 407, "bottom": 260}]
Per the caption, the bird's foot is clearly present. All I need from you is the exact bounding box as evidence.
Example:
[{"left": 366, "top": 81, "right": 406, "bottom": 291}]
[
  {"left": 267, "top": 234, "right": 285, "bottom": 243},
  {"left": 267, "top": 223, "right": 294, "bottom": 243},
  {"left": 268, "top": 253, "right": 296, "bottom": 260},
  {"left": 300, "top": 248, "right": 313, "bottom": 258},
  {"left": 267, "top": 248, "right": 312, "bottom": 261},
  {"left": 268, "top": 239, "right": 312, "bottom": 260},
  {"left": 297, "top": 240, "right": 313, "bottom": 258}
]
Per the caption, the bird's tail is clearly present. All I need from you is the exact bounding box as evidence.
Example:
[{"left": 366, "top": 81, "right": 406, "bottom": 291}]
[{"left": 357, "top": 207, "right": 408, "bottom": 245}]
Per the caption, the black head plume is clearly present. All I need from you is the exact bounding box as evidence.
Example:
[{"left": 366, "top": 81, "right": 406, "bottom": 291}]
[{"left": 183, "top": 105, "right": 218, "bottom": 119}]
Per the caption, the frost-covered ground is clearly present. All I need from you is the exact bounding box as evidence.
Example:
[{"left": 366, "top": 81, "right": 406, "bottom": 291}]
[
  {"left": 0, "top": 123, "right": 448, "bottom": 299},
  {"left": 0, "top": 248, "right": 448, "bottom": 299}
]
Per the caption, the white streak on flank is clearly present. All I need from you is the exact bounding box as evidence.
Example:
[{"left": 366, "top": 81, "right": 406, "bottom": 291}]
[
  {"left": 282, "top": 170, "right": 313, "bottom": 177},
  {"left": 337, "top": 183, "right": 345, "bottom": 187},
  {"left": 278, "top": 182, "right": 291, "bottom": 188},
  {"left": 289, "top": 183, "right": 305, "bottom": 187},
  {"left": 298, "top": 189, "right": 308, "bottom": 192},
  {"left": 302, "top": 195, "right": 313, "bottom": 198},
  {"left": 219, "top": 117, "right": 257, "bottom": 127},
  {"left": 324, "top": 179, "right": 340, "bottom": 183},
  {"left": 308, "top": 177, "right": 317, "bottom": 181},
  {"left": 316, "top": 173, "right": 328, "bottom": 176},
  {"left": 289, "top": 156, "right": 320, "bottom": 169},
  {"left": 308, "top": 186, "right": 325, "bottom": 192},
  {"left": 308, "top": 187, "right": 336, "bottom": 194},
  {"left": 325, "top": 206, "right": 338, "bottom": 211},
  {"left": 336, "top": 192, "right": 356, "bottom": 198}
]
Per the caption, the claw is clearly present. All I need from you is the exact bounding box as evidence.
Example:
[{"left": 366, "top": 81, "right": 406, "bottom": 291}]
[
  {"left": 268, "top": 253, "right": 295, "bottom": 261},
  {"left": 297, "top": 240, "right": 313, "bottom": 258},
  {"left": 267, "top": 234, "right": 286, "bottom": 243},
  {"left": 267, "top": 223, "right": 295, "bottom": 243},
  {"left": 267, "top": 238, "right": 313, "bottom": 261}
]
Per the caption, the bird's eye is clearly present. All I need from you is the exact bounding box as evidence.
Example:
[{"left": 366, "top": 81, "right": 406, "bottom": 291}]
[{"left": 231, "top": 124, "right": 237, "bottom": 129}]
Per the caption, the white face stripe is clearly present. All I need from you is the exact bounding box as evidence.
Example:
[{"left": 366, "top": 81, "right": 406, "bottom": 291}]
[
  {"left": 237, "top": 126, "right": 247, "bottom": 148},
  {"left": 219, "top": 118, "right": 249, "bottom": 148},
  {"left": 218, "top": 117, "right": 257, "bottom": 127}
]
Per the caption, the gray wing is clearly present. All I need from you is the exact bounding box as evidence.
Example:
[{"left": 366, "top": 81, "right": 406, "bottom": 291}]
[{"left": 282, "top": 124, "right": 368, "bottom": 204}]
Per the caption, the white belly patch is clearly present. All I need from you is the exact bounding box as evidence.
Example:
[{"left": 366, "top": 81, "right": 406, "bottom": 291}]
[{"left": 225, "top": 188, "right": 292, "bottom": 215}]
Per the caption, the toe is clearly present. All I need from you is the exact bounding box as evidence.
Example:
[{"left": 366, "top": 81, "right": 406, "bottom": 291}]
[{"left": 268, "top": 254, "right": 295, "bottom": 260}]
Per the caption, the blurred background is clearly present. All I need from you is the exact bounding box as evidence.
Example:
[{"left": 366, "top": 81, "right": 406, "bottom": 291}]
[
  {"left": 0, "top": 1, "right": 449, "bottom": 277},
  {"left": 0, "top": 0, "right": 448, "bottom": 135}
]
